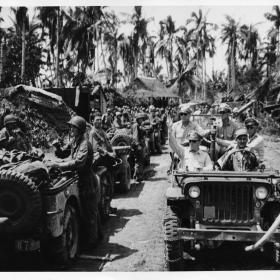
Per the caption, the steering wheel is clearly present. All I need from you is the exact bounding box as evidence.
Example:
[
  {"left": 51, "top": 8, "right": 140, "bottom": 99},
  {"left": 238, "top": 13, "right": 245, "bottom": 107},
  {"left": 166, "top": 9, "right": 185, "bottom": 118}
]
[{"left": 220, "top": 149, "right": 258, "bottom": 171}]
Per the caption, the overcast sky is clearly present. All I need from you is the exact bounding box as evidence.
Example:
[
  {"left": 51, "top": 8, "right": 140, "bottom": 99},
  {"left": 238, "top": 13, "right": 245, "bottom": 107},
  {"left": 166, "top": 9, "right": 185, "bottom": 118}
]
[{"left": 0, "top": 3, "right": 277, "bottom": 77}]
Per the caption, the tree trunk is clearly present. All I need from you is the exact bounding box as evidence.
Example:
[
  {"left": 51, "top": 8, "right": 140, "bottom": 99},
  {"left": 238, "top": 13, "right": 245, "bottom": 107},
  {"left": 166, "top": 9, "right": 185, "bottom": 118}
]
[
  {"left": 227, "top": 61, "right": 231, "bottom": 91},
  {"left": 100, "top": 33, "right": 108, "bottom": 83},
  {"left": 170, "top": 38, "right": 173, "bottom": 79},
  {"left": 231, "top": 50, "right": 235, "bottom": 90},
  {"left": 55, "top": 7, "right": 60, "bottom": 87},
  {"left": 21, "top": 21, "right": 26, "bottom": 83},
  {"left": 203, "top": 57, "right": 207, "bottom": 100}
]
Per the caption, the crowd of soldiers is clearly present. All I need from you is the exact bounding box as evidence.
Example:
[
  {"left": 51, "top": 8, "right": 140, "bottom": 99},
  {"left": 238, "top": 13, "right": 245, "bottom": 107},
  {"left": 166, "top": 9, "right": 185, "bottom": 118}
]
[
  {"left": 0, "top": 103, "right": 169, "bottom": 249},
  {"left": 0, "top": 100, "right": 265, "bottom": 250}
]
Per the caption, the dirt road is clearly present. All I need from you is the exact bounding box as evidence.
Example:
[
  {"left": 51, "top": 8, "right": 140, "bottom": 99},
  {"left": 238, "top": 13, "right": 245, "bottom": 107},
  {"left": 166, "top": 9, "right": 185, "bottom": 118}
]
[{"left": 72, "top": 146, "right": 170, "bottom": 272}]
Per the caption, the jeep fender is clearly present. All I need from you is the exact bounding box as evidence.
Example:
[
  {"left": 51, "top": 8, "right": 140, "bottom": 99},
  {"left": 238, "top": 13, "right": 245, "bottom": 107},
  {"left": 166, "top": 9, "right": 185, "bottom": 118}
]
[
  {"left": 45, "top": 180, "right": 79, "bottom": 238},
  {"left": 166, "top": 186, "right": 185, "bottom": 200}
]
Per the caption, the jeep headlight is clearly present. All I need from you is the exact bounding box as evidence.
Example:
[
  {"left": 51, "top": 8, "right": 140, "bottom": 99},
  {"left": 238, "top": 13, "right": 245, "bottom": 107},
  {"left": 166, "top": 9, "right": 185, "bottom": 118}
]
[
  {"left": 255, "top": 187, "right": 268, "bottom": 200},
  {"left": 189, "top": 186, "right": 200, "bottom": 198}
]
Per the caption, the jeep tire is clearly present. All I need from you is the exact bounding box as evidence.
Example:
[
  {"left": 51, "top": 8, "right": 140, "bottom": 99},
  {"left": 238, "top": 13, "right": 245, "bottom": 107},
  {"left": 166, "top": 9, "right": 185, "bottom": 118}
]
[
  {"left": 118, "top": 162, "right": 131, "bottom": 193},
  {"left": 42, "top": 204, "right": 79, "bottom": 267},
  {"left": 0, "top": 170, "right": 42, "bottom": 234},
  {"left": 163, "top": 206, "right": 183, "bottom": 271},
  {"left": 99, "top": 173, "right": 112, "bottom": 222}
]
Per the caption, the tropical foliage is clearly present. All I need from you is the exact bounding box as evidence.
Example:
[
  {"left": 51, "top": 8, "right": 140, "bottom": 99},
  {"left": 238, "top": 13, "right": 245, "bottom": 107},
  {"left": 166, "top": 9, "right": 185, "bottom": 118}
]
[{"left": 0, "top": 5, "right": 279, "bottom": 101}]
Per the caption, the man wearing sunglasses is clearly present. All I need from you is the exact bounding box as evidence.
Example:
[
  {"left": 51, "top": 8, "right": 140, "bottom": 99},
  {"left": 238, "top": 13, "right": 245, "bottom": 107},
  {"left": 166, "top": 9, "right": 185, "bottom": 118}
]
[
  {"left": 168, "top": 127, "right": 212, "bottom": 172},
  {"left": 171, "top": 105, "right": 205, "bottom": 145}
]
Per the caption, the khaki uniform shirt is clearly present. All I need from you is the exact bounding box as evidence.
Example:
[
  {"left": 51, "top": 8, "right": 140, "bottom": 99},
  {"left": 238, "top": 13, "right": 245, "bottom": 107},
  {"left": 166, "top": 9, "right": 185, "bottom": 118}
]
[{"left": 181, "top": 147, "right": 213, "bottom": 171}]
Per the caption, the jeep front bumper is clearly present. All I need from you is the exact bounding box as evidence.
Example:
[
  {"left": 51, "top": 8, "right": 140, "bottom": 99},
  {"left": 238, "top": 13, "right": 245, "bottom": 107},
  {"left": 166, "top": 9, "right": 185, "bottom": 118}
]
[{"left": 178, "top": 228, "right": 280, "bottom": 243}]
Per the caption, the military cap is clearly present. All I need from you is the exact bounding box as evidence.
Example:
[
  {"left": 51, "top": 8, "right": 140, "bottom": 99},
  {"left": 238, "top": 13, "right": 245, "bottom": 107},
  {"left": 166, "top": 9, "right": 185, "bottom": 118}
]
[
  {"left": 235, "top": 128, "right": 248, "bottom": 139},
  {"left": 179, "top": 105, "right": 193, "bottom": 114},
  {"left": 245, "top": 117, "right": 259, "bottom": 127},
  {"left": 218, "top": 103, "right": 232, "bottom": 113},
  {"left": 188, "top": 131, "right": 202, "bottom": 141},
  {"left": 136, "top": 112, "right": 147, "bottom": 120}
]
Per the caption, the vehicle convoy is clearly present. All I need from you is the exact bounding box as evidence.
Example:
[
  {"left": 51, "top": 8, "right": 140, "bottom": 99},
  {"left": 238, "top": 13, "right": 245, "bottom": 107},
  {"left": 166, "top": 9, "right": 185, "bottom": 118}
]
[
  {"left": 164, "top": 167, "right": 280, "bottom": 270},
  {"left": 0, "top": 149, "right": 110, "bottom": 267}
]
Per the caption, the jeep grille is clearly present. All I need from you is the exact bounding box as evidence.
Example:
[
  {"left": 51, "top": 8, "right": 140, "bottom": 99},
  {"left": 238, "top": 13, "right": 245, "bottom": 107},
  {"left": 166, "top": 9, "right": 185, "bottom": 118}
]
[{"left": 200, "top": 182, "right": 254, "bottom": 224}]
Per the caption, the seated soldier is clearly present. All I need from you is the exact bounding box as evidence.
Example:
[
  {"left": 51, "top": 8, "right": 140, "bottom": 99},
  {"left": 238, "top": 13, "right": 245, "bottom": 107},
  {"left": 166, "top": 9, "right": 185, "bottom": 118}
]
[
  {"left": 216, "top": 128, "right": 259, "bottom": 171},
  {"left": 169, "top": 127, "right": 213, "bottom": 172}
]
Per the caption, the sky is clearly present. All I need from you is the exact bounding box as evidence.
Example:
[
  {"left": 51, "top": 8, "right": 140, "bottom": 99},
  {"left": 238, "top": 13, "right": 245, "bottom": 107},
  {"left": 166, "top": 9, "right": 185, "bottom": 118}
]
[{"left": 0, "top": 3, "right": 277, "bottom": 78}]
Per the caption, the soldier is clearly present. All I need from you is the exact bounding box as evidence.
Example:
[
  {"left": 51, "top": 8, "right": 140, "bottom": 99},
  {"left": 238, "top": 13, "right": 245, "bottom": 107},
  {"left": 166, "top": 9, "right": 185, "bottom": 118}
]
[
  {"left": 49, "top": 115, "right": 102, "bottom": 247},
  {"left": 215, "top": 103, "right": 240, "bottom": 156},
  {"left": 113, "top": 111, "right": 124, "bottom": 129},
  {"left": 168, "top": 127, "right": 213, "bottom": 171},
  {"left": 89, "top": 115, "right": 113, "bottom": 154},
  {"left": 101, "top": 108, "right": 113, "bottom": 131},
  {"left": 216, "top": 128, "right": 259, "bottom": 171},
  {"left": 245, "top": 117, "right": 264, "bottom": 166},
  {"left": 0, "top": 114, "right": 30, "bottom": 152},
  {"left": 131, "top": 112, "right": 147, "bottom": 182},
  {"left": 170, "top": 106, "right": 205, "bottom": 145}
]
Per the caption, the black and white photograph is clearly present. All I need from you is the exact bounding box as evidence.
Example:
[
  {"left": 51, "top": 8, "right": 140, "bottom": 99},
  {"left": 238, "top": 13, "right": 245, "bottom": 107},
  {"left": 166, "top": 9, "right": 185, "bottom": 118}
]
[{"left": 0, "top": 0, "right": 280, "bottom": 276}]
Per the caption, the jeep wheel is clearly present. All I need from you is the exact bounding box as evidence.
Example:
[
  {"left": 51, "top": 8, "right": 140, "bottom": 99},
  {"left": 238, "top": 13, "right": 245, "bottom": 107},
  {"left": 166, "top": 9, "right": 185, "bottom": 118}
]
[
  {"left": 0, "top": 170, "right": 42, "bottom": 234},
  {"left": 99, "top": 174, "right": 112, "bottom": 222},
  {"left": 118, "top": 162, "right": 131, "bottom": 193},
  {"left": 163, "top": 206, "right": 183, "bottom": 271},
  {"left": 42, "top": 204, "right": 79, "bottom": 267}
]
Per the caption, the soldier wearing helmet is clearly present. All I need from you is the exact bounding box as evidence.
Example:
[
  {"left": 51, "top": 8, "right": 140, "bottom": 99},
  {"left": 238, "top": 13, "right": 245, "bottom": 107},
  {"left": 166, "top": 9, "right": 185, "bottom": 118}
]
[
  {"left": 50, "top": 115, "right": 102, "bottom": 246},
  {"left": 131, "top": 112, "right": 147, "bottom": 182},
  {"left": 0, "top": 114, "right": 30, "bottom": 152}
]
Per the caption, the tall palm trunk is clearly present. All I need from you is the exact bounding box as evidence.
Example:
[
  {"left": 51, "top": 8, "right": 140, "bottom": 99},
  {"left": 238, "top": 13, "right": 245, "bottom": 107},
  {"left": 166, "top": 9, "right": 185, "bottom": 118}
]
[
  {"left": 21, "top": 21, "right": 26, "bottom": 83},
  {"left": 170, "top": 39, "right": 173, "bottom": 79},
  {"left": 231, "top": 49, "right": 235, "bottom": 90},
  {"left": 203, "top": 56, "right": 207, "bottom": 100},
  {"left": 55, "top": 7, "right": 60, "bottom": 87}
]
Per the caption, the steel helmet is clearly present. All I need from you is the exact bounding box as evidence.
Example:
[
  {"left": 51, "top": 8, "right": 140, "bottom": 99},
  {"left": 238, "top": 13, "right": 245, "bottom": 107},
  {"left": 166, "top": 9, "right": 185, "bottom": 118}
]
[
  {"left": 4, "top": 114, "right": 17, "bottom": 126},
  {"left": 67, "top": 115, "right": 86, "bottom": 133}
]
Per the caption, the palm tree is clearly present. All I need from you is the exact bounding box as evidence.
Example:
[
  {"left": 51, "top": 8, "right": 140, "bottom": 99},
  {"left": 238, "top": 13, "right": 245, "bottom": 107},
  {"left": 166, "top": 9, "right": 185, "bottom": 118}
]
[
  {"left": 187, "top": 9, "right": 217, "bottom": 99},
  {"left": 156, "top": 15, "right": 179, "bottom": 79},
  {"left": 11, "top": 7, "right": 28, "bottom": 83},
  {"left": 128, "top": 6, "right": 152, "bottom": 79},
  {"left": 265, "top": 6, "right": 280, "bottom": 58},
  {"left": 36, "top": 6, "right": 61, "bottom": 86},
  {"left": 61, "top": 7, "right": 104, "bottom": 76},
  {"left": 221, "top": 15, "right": 240, "bottom": 91},
  {"left": 239, "top": 24, "right": 259, "bottom": 68}
]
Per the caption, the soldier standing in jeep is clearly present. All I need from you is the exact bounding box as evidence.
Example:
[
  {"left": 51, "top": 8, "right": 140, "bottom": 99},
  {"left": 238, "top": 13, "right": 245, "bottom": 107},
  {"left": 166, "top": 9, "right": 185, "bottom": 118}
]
[{"left": 49, "top": 115, "right": 102, "bottom": 247}]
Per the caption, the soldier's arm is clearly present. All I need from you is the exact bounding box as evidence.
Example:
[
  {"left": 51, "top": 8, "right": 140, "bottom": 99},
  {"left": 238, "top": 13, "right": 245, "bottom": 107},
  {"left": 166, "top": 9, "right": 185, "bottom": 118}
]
[{"left": 58, "top": 140, "right": 88, "bottom": 170}]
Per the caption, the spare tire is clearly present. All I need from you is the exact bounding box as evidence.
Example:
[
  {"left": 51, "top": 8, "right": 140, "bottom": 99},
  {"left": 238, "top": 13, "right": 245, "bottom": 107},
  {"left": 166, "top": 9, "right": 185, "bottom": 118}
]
[
  {"left": 0, "top": 170, "right": 42, "bottom": 234},
  {"left": 110, "top": 134, "right": 132, "bottom": 147}
]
